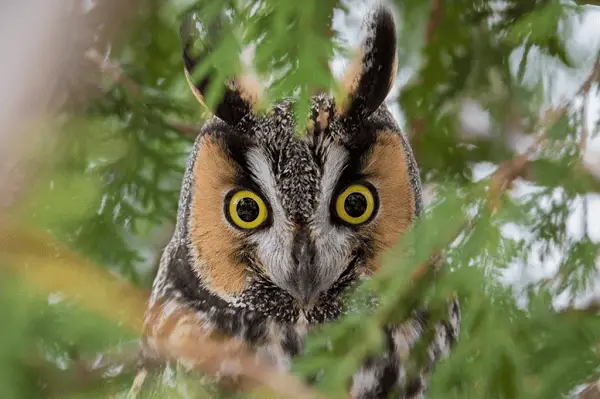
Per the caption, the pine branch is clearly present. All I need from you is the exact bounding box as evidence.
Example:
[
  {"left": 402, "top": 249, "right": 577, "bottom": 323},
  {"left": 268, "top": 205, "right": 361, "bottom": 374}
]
[
  {"left": 580, "top": 381, "right": 600, "bottom": 399},
  {"left": 0, "top": 223, "right": 323, "bottom": 399},
  {"left": 425, "top": 0, "right": 444, "bottom": 43},
  {"left": 484, "top": 59, "right": 600, "bottom": 398},
  {"left": 580, "top": 87, "right": 592, "bottom": 236},
  {"left": 408, "top": 0, "right": 444, "bottom": 149},
  {"left": 487, "top": 56, "right": 600, "bottom": 213},
  {"left": 23, "top": 341, "right": 142, "bottom": 396},
  {"left": 132, "top": 319, "right": 328, "bottom": 399},
  {"left": 84, "top": 48, "right": 201, "bottom": 140},
  {"left": 561, "top": 298, "right": 600, "bottom": 316},
  {"left": 0, "top": 0, "right": 136, "bottom": 214},
  {"left": 0, "top": 225, "right": 150, "bottom": 328},
  {"left": 404, "top": 54, "right": 600, "bottom": 300},
  {"left": 311, "top": 9, "right": 334, "bottom": 95},
  {"left": 575, "top": 0, "right": 600, "bottom": 5}
]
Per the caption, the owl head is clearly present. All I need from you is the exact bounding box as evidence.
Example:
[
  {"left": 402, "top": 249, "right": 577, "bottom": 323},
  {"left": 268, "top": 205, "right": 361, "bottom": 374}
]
[{"left": 175, "top": 5, "right": 422, "bottom": 323}]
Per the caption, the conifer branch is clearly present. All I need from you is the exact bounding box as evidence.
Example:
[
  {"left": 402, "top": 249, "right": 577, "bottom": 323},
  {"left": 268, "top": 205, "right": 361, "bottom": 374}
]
[
  {"left": 484, "top": 59, "right": 600, "bottom": 398},
  {"left": 580, "top": 94, "right": 590, "bottom": 156},
  {"left": 408, "top": 0, "right": 444, "bottom": 148},
  {"left": 23, "top": 341, "right": 142, "bottom": 396},
  {"left": 84, "top": 48, "right": 201, "bottom": 140},
  {"left": 382, "top": 61, "right": 600, "bottom": 396},
  {"left": 136, "top": 326, "right": 327, "bottom": 399},
  {"left": 575, "top": 0, "right": 600, "bottom": 6},
  {"left": 580, "top": 381, "right": 600, "bottom": 399},
  {"left": 408, "top": 55, "right": 600, "bottom": 290},
  {"left": 487, "top": 56, "right": 600, "bottom": 214},
  {"left": 0, "top": 224, "right": 323, "bottom": 399},
  {"left": 580, "top": 88, "right": 592, "bottom": 236},
  {"left": 311, "top": 10, "right": 334, "bottom": 95},
  {"left": 425, "top": 0, "right": 444, "bottom": 43}
]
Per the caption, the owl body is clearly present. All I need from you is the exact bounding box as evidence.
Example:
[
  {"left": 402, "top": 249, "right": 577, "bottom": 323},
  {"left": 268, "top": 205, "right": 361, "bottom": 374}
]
[{"left": 142, "top": 5, "right": 460, "bottom": 398}]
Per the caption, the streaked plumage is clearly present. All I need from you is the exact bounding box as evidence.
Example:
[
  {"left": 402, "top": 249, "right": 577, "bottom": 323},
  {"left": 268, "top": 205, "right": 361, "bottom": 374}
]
[{"left": 140, "top": 4, "right": 460, "bottom": 398}]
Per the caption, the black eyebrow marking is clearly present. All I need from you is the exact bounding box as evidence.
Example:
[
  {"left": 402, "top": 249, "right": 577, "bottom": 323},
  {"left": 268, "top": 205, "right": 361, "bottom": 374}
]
[{"left": 199, "top": 119, "right": 271, "bottom": 199}]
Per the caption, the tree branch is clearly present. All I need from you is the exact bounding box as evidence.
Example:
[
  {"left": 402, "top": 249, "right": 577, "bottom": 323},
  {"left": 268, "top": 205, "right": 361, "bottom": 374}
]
[
  {"left": 408, "top": 0, "right": 444, "bottom": 155},
  {"left": 488, "top": 57, "right": 600, "bottom": 213},
  {"left": 575, "top": 0, "right": 600, "bottom": 6},
  {"left": 0, "top": 223, "right": 323, "bottom": 399},
  {"left": 84, "top": 48, "right": 201, "bottom": 140},
  {"left": 425, "top": 0, "right": 444, "bottom": 43},
  {"left": 408, "top": 54, "right": 600, "bottom": 287}
]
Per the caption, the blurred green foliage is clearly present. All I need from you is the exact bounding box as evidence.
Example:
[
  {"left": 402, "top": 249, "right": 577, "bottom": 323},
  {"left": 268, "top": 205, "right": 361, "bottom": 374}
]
[{"left": 2, "top": 0, "right": 600, "bottom": 398}]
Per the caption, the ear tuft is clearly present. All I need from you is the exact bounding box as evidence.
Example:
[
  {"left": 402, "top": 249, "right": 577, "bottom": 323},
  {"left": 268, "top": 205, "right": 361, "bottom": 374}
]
[
  {"left": 336, "top": 5, "right": 398, "bottom": 120},
  {"left": 180, "top": 11, "right": 262, "bottom": 127}
]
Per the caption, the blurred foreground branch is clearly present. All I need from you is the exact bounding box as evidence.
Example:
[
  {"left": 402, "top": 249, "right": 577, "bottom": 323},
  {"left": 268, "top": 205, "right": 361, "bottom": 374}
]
[
  {"left": 0, "top": 224, "right": 322, "bottom": 399},
  {"left": 0, "top": 0, "right": 138, "bottom": 212},
  {"left": 84, "top": 48, "right": 201, "bottom": 139},
  {"left": 409, "top": 54, "right": 600, "bottom": 292},
  {"left": 408, "top": 0, "right": 444, "bottom": 150},
  {"left": 485, "top": 56, "right": 600, "bottom": 212}
]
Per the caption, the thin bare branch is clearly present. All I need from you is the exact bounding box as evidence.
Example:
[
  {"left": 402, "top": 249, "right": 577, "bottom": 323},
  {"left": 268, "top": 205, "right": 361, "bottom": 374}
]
[
  {"left": 84, "top": 48, "right": 201, "bottom": 140},
  {"left": 409, "top": 54, "right": 600, "bottom": 284},
  {"left": 408, "top": 0, "right": 444, "bottom": 146},
  {"left": 580, "top": 381, "right": 600, "bottom": 399},
  {"left": 487, "top": 56, "right": 600, "bottom": 214},
  {"left": 426, "top": 0, "right": 444, "bottom": 43},
  {"left": 85, "top": 48, "right": 141, "bottom": 97}
]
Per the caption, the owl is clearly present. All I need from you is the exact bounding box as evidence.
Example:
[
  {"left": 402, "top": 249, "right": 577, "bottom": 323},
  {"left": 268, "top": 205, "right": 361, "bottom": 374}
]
[{"left": 140, "top": 4, "right": 460, "bottom": 398}]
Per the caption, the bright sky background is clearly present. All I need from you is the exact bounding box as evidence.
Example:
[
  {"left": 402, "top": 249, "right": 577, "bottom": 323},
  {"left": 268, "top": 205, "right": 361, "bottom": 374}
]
[{"left": 332, "top": 0, "right": 600, "bottom": 309}]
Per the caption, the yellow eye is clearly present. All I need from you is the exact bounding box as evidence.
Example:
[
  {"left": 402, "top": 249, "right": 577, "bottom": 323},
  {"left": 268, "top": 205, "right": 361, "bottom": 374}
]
[
  {"left": 227, "top": 190, "right": 268, "bottom": 229},
  {"left": 335, "top": 184, "right": 376, "bottom": 225}
]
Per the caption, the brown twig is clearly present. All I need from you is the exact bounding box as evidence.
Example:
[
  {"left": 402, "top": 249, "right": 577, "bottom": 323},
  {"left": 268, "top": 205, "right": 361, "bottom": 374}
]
[
  {"left": 560, "top": 298, "right": 600, "bottom": 316},
  {"left": 487, "top": 57, "right": 600, "bottom": 214},
  {"left": 408, "top": 55, "right": 600, "bottom": 285},
  {"left": 85, "top": 48, "right": 141, "bottom": 97},
  {"left": 580, "top": 380, "right": 600, "bottom": 399},
  {"left": 311, "top": 8, "right": 335, "bottom": 95},
  {"left": 126, "top": 367, "right": 148, "bottom": 399},
  {"left": 580, "top": 89, "right": 592, "bottom": 236},
  {"left": 425, "top": 0, "right": 444, "bottom": 43},
  {"left": 84, "top": 48, "right": 201, "bottom": 140},
  {"left": 148, "top": 326, "right": 326, "bottom": 399},
  {"left": 167, "top": 121, "right": 203, "bottom": 137},
  {"left": 408, "top": 0, "right": 444, "bottom": 153},
  {"left": 580, "top": 95, "right": 590, "bottom": 155},
  {"left": 483, "top": 60, "right": 600, "bottom": 399},
  {"left": 25, "top": 341, "right": 143, "bottom": 396}
]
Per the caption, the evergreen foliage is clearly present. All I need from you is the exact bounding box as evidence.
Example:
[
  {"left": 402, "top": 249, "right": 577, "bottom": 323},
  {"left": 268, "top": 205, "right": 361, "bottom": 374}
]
[{"left": 2, "top": 0, "right": 600, "bottom": 398}]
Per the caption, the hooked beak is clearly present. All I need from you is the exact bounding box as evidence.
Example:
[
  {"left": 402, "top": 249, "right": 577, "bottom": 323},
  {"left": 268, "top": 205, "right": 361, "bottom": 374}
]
[{"left": 288, "top": 227, "right": 320, "bottom": 309}]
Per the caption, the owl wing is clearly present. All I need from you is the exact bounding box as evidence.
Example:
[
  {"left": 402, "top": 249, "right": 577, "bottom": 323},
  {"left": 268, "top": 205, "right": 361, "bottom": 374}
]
[
  {"left": 138, "top": 295, "right": 311, "bottom": 395},
  {"left": 350, "top": 297, "right": 461, "bottom": 399}
]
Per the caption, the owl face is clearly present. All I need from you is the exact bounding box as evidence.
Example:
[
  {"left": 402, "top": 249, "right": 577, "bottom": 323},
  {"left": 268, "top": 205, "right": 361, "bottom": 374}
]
[{"left": 181, "top": 6, "right": 420, "bottom": 323}]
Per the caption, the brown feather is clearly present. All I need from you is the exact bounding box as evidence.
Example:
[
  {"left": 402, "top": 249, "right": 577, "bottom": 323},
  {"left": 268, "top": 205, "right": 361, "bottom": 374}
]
[
  {"left": 363, "top": 131, "right": 415, "bottom": 273},
  {"left": 189, "top": 136, "right": 248, "bottom": 296}
]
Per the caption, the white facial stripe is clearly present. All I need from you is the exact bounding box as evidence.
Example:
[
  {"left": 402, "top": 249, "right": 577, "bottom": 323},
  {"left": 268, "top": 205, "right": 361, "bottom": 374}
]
[
  {"left": 312, "top": 143, "right": 348, "bottom": 231},
  {"left": 244, "top": 142, "right": 358, "bottom": 299},
  {"left": 245, "top": 147, "right": 295, "bottom": 286},
  {"left": 310, "top": 143, "right": 355, "bottom": 290},
  {"left": 245, "top": 147, "right": 283, "bottom": 217}
]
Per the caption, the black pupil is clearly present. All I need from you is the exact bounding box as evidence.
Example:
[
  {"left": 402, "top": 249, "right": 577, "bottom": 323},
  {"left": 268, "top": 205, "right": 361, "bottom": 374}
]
[
  {"left": 344, "top": 192, "right": 367, "bottom": 218},
  {"left": 236, "top": 197, "right": 260, "bottom": 222}
]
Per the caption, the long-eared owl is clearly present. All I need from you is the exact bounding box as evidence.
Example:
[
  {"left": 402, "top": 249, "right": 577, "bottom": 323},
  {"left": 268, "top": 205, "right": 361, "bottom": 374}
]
[{"left": 141, "top": 3, "right": 460, "bottom": 398}]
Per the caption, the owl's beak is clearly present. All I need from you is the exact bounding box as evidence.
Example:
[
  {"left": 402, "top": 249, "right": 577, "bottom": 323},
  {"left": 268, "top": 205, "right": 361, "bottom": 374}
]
[{"left": 289, "top": 228, "right": 320, "bottom": 309}]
